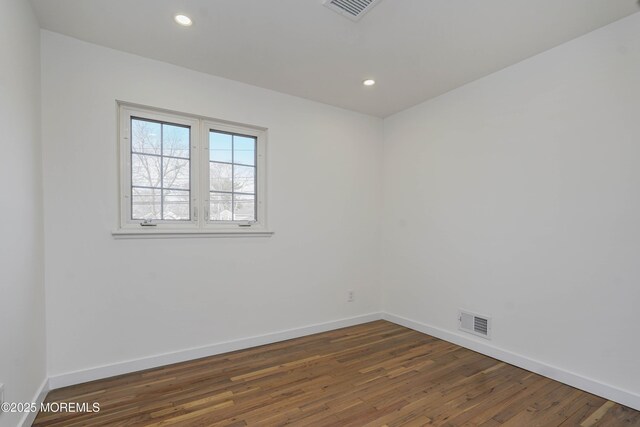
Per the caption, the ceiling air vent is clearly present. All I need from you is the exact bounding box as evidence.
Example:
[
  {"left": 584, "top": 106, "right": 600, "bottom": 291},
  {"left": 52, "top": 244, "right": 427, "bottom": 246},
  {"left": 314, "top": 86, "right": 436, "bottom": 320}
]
[
  {"left": 459, "top": 310, "right": 492, "bottom": 339},
  {"left": 323, "top": 0, "right": 383, "bottom": 22}
]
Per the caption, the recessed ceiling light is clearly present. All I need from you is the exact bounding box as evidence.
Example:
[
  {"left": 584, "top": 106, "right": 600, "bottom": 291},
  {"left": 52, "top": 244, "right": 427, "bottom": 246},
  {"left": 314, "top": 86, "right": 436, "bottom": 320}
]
[
  {"left": 174, "top": 14, "right": 193, "bottom": 27},
  {"left": 363, "top": 79, "right": 376, "bottom": 86}
]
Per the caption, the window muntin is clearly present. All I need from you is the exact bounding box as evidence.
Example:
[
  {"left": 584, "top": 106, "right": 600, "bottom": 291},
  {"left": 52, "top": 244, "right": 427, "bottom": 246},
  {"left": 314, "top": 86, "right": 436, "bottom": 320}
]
[
  {"left": 130, "top": 117, "right": 191, "bottom": 221},
  {"left": 208, "top": 130, "right": 257, "bottom": 222}
]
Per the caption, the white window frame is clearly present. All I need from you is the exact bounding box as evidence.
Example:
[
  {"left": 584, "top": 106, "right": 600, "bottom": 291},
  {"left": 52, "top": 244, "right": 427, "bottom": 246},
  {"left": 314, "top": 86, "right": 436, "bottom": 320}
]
[{"left": 114, "top": 102, "right": 271, "bottom": 238}]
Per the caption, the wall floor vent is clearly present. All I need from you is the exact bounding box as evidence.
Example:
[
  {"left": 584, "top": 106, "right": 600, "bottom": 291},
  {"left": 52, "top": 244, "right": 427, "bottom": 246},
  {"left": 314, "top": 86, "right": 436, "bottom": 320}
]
[
  {"left": 323, "top": 0, "right": 383, "bottom": 22},
  {"left": 459, "top": 310, "right": 492, "bottom": 339}
]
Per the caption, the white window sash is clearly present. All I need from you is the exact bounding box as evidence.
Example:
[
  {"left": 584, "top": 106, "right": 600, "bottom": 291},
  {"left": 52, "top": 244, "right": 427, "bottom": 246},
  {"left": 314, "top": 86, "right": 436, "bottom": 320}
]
[{"left": 201, "top": 120, "right": 267, "bottom": 231}]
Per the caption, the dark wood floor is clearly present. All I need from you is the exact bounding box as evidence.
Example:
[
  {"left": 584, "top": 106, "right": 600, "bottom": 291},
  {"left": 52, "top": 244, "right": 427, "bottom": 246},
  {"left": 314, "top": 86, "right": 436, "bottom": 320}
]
[{"left": 34, "top": 320, "right": 639, "bottom": 426}]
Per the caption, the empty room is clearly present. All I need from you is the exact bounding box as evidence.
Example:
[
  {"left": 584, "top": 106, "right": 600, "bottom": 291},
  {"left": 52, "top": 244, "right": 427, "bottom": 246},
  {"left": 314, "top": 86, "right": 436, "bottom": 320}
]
[{"left": 2, "top": 0, "right": 640, "bottom": 426}]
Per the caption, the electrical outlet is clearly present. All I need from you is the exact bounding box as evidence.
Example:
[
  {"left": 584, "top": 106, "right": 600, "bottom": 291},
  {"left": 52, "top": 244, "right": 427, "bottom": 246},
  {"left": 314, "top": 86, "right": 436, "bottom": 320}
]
[{"left": 347, "top": 290, "right": 355, "bottom": 302}]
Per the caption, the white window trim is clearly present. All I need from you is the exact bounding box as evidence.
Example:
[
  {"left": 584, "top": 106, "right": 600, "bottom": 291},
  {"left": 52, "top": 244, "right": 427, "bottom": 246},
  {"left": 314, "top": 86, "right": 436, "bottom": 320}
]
[{"left": 113, "top": 102, "right": 272, "bottom": 238}]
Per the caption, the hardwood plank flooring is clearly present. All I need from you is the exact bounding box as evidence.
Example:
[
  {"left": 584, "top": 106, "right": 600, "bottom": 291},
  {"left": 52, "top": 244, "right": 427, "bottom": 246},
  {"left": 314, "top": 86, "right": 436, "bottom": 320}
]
[{"left": 33, "top": 321, "right": 640, "bottom": 426}]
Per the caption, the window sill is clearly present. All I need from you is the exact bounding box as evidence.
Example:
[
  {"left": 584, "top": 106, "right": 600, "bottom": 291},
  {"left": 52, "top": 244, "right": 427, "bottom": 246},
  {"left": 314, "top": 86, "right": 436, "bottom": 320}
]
[{"left": 112, "top": 228, "right": 274, "bottom": 239}]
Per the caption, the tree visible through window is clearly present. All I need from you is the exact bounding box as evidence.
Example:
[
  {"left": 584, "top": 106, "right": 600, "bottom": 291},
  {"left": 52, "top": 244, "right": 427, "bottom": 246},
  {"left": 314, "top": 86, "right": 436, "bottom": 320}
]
[{"left": 131, "top": 118, "right": 191, "bottom": 221}]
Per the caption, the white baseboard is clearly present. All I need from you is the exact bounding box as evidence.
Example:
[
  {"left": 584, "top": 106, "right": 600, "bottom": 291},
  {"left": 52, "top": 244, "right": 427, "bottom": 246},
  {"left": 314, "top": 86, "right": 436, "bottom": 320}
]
[
  {"left": 382, "top": 312, "right": 640, "bottom": 411},
  {"left": 43, "top": 311, "right": 640, "bottom": 413},
  {"left": 19, "top": 377, "right": 49, "bottom": 427},
  {"left": 48, "top": 312, "right": 383, "bottom": 390}
]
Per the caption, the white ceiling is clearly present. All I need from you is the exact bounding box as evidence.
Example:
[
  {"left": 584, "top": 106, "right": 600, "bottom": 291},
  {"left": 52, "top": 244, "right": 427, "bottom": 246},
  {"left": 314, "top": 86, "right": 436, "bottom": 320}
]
[{"left": 31, "top": 0, "right": 640, "bottom": 117}]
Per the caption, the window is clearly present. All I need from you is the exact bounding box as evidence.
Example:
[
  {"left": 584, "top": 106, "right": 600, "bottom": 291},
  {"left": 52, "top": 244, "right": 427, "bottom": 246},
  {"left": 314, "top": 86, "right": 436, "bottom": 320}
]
[
  {"left": 116, "top": 103, "right": 269, "bottom": 237},
  {"left": 130, "top": 117, "right": 192, "bottom": 222},
  {"left": 208, "top": 129, "right": 257, "bottom": 222}
]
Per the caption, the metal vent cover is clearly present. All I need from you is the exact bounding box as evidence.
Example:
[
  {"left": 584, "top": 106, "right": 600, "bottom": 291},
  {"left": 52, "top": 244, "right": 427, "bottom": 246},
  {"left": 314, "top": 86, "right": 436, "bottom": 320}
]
[
  {"left": 323, "top": 0, "right": 383, "bottom": 21},
  {"left": 459, "top": 310, "right": 492, "bottom": 339}
]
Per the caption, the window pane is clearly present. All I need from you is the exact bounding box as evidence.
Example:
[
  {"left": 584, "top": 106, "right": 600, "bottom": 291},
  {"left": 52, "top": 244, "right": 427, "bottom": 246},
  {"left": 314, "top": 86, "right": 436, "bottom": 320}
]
[
  {"left": 163, "top": 157, "right": 190, "bottom": 190},
  {"left": 210, "top": 192, "right": 233, "bottom": 221},
  {"left": 163, "top": 124, "right": 190, "bottom": 158},
  {"left": 210, "top": 131, "right": 232, "bottom": 163},
  {"left": 210, "top": 162, "right": 233, "bottom": 192},
  {"left": 163, "top": 190, "right": 190, "bottom": 220},
  {"left": 234, "top": 194, "right": 255, "bottom": 221},
  {"left": 132, "top": 154, "right": 161, "bottom": 188},
  {"left": 234, "top": 135, "right": 256, "bottom": 166},
  {"left": 131, "top": 119, "right": 161, "bottom": 155},
  {"left": 132, "top": 188, "right": 161, "bottom": 220},
  {"left": 234, "top": 165, "right": 255, "bottom": 194}
]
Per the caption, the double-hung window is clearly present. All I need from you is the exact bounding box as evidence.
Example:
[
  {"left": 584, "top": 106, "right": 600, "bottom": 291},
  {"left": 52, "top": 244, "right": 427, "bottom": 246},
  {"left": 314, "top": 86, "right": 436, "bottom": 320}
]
[{"left": 116, "top": 103, "right": 269, "bottom": 237}]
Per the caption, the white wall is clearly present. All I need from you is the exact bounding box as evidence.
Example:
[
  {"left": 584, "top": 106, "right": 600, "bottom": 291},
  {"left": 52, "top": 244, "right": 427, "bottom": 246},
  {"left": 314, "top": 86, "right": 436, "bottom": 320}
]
[
  {"left": 382, "top": 11, "right": 640, "bottom": 404},
  {"left": 41, "top": 31, "right": 383, "bottom": 378},
  {"left": 0, "top": 0, "right": 47, "bottom": 426}
]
